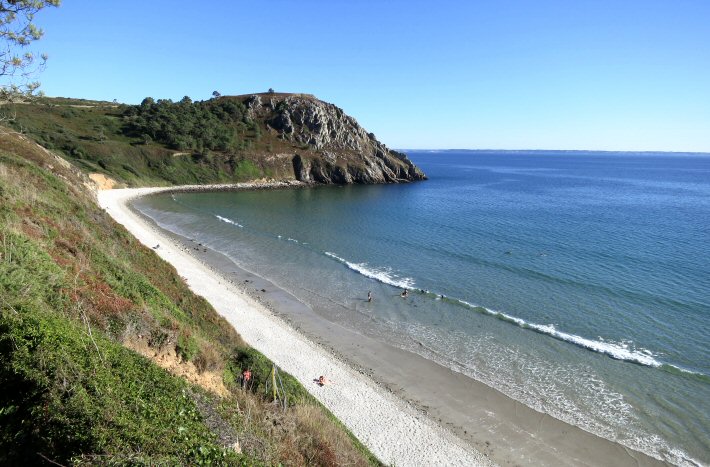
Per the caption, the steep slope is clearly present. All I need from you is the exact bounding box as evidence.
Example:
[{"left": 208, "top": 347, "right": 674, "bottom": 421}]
[
  {"left": 243, "top": 93, "right": 426, "bottom": 183},
  {"left": 0, "top": 128, "right": 379, "bottom": 465}
]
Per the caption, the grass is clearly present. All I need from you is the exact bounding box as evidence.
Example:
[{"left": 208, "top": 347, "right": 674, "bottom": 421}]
[
  {"left": 0, "top": 308, "right": 240, "bottom": 465},
  {"left": 0, "top": 128, "right": 381, "bottom": 465},
  {"left": 1, "top": 97, "right": 311, "bottom": 187}
]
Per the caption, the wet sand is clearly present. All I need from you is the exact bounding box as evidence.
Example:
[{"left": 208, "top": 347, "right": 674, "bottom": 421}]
[{"left": 101, "top": 186, "right": 669, "bottom": 467}]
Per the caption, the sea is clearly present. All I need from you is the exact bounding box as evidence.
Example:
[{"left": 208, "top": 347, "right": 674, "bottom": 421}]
[{"left": 134, "top": 150, "right": 710, "bottom": 465}]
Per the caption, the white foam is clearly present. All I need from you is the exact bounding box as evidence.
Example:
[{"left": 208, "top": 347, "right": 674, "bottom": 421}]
[
  {"left": 324, "top": 251, "right": 664, "bottom": 369},
  {"left": 537, "top": 328, "right": 661, "bottom": 367},
  {"left": 214, "top": 214, "right": 244, "bottom": 228},
  {"left": 325, "top": 252, "right": 416, "bottom": 289},
  {"left": 392, "top": 321, "right": 700, "bottom": 466},
  {"left": 458, "top": 300, "right": 662, "bottom": 367}
]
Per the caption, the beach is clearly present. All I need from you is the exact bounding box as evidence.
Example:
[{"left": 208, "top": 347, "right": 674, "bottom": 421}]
[
  {"left": 98, "top": 186, "right": 489, "bottom": 467},
  {"left": 98, "top": 185, "right": 671, "bottom": 467}
]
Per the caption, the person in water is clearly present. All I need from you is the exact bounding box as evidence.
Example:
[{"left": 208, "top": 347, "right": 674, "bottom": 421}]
[
  {"left": 401, "top": 289, "right": 408, "bottom": 298},
  {"left": 367, "top": 291, "right": 372, "bottom": 302}
]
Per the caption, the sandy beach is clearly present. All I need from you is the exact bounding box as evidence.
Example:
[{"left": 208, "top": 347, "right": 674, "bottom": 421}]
[
  {"left": 98, "top": 185, "right": 670, "bottom": 467},
  {"left": 98, "top": 186, "right": 490, "bottom": 467}
]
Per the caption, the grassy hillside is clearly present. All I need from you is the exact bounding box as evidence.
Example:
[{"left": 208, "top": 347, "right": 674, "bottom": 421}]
[
  {"left": 0, "top": 128, "right": 380, "bottom": 465},
  {"left": 1, "top": 96, "right": 311, "bottom": 186},
  {"left": 4, "top": 97, "right": 253, "bottom": 186},
  {"left": 1, "top": 96, "right": 287, "bottom": 186}
]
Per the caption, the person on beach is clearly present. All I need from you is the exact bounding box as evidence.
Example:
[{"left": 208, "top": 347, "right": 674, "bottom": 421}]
[
  {"left": 318, "top": 375, "right": 331, "bottom": 386},
  {"left": 367, "top": 291, "right": 372, "bottom": 302},
  {"left": 401, "top": 289, "right": 408, "bottom": 298}
]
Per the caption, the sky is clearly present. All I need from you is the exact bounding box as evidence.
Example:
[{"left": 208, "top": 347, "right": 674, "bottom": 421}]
[{"left": 20, "top": 0, "right": 710, "bottom": 151}]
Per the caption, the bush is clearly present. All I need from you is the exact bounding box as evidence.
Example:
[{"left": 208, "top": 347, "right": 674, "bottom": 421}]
[
  {"left": 194, "top": 341, "right": 222, "bottom": 373},
  {"left": 176, "top": 331, "right": 199, "bottom": 362},
  {"left": 122, "top": 97, "right": 250, "bottom": 153},
  {"left": 149, "top": 328, "right": 169, "bottom": 350}
]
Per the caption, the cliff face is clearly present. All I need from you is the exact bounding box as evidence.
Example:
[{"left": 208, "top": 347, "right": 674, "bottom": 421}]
[{"left": 242, "top": 93, "right": 427, "bottom": 184}]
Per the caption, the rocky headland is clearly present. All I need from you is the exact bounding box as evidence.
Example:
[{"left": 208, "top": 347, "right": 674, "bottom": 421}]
[{"left": 241, "top": 92, "right": 427, "bottom": 184}]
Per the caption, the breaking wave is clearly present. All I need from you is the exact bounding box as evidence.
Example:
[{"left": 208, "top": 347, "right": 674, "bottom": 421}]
[
  {"left": 324, "top": 252, "right": 415, "bottom": 289},
  {"left": 214, "top": 215, "right": 244, "bottom": 228},
  {"left": 323, "top": 251, "right": 706, "bottom": 377},
  {"left": 456, "top": 298, "right": 662, "bottom": 366}
]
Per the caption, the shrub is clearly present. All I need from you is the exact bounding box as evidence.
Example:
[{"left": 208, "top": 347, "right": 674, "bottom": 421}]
[
  {"left": 149, "top": 328, "right": 169, "bottom": 350},
  {"left": 194, "top": 341, "right": 223, "bottom": 374},
  {"left": 176, "top": 331, "right": 199, "bottom": 362},
  {"left": 0, "top": 309, "right": 239, "bottom": 465}
]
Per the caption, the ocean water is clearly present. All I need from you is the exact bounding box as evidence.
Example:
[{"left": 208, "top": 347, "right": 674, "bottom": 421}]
[{"left": 135, "top": 150, "right": 710, "bottom": 465}]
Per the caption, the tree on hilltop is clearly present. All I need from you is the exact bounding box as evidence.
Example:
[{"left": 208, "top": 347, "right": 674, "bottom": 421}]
[{"left": 1, "top": 0, "right": 60, "bottom": 101}]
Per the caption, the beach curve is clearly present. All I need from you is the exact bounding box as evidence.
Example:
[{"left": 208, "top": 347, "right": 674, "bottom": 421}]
[{"left": 97, "top": 186, "right": 491, "bottom": 467}]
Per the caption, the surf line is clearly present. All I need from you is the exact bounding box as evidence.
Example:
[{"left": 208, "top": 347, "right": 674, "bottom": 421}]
[
  {"left": 215, "top": 214, "right": 244, "bottom": 228},
  {"left": 320, "top": 250, "right": 710, "bottom": 376}
]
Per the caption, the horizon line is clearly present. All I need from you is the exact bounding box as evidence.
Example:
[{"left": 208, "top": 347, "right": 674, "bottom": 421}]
[{"left": 396, "top": 148, "right": 710, "bottom": 155}]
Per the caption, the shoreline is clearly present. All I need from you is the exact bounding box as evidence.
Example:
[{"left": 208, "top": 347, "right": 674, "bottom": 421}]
[
  {"left": 98, "top": 186, "right": 488, "bottom": 466},
  {"left": 98, "top": 184, "right": 669, "bottom": 466}
]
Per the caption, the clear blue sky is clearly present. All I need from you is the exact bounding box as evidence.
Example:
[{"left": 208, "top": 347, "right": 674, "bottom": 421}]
[{"left": 30, "top": 1, "right": 710, "bottom": 151}]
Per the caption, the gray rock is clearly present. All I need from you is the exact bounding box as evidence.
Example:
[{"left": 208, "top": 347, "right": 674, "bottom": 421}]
[{"left": 247, "top": 93, "right": 427, "bottom": 184}]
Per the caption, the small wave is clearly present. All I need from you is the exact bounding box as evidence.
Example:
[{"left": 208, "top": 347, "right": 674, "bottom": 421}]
[
  {"left": 324, "top": 252, "right": 415, "bottom": 289},
  {"left": 659, "top": 364, "right": 710, "bottom": 384},
  {"left": 323, "top": 253, "right": 706, "bottom": 378},
  {"left": 287, "top": 237, "right": 299, "bottom": 243},
  {"left": 214, "top": 215, "right": 244, "bottom": 228},
  {"left": 456, "top": 299, "right": 663, "bottom": 367}
]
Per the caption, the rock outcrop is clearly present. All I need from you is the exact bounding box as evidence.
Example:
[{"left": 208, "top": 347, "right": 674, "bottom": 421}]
[{"left": 239, "top": 93, "right": 426, "bottom": 184}]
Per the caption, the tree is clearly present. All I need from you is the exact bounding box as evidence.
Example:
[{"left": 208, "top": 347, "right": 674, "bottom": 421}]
[
  {"left": 212, "top": 90, "right": 221, "bottom": 98},
  {"left": 1, "top": 0, "right": 60, "bottom": 101}
]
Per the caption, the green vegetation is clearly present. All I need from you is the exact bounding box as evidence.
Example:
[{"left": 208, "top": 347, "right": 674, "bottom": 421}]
[
  {"left": 0, "top": 129, "right": 379, "bottom": 465},
  {"left": 2, "top": 95, "right": 303, "bottom": 186},
  {"left": 0, "top": 0, "right": 61, "bottom": 99},
  {"left": 0, "top": 308, "right": 239, "bottom": 465},
  {"left": 123, "top": 96, "right": 250, "bottom": 152},
  {"left": 228, "top": 347, "right": 312, "bottom": 405}
]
